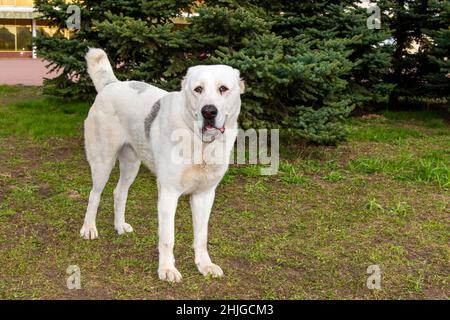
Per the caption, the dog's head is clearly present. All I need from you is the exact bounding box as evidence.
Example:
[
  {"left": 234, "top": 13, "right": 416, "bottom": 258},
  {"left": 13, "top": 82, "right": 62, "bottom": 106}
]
[{"left": 182, "top": 65, "right": 244, "bottom": 141}]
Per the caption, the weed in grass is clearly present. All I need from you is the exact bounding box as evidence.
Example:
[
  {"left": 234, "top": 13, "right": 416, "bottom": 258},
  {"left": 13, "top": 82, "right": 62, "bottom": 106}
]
[
  {"left": 245, "top": 180, "right": 268, "bottom": 193},
  {"left": 221, "top": 170, "right": 236, "bottom": 185},
  {"left": 324, "top": 160, "right": 339, "bottom": 170},
  {"left": 405, "top": 273, "right": 424, "bottom": 293},
  {"left": 366, "top": 199, "right": 411, "bottom": 217},
  {"left": 287, "top": 220, "right": 308, "bottom": 233},
  {"left": 299, "top": 159, "right": 322, "bottom": 174},
  {"left": 239, "top": 210, "right": 256, "bottom": 218},
  {"left": 389, "top": 245, "right": 405, "bottom": 256},
  {"left": 392, "top": 137, "right": 407, "bottom": 146},
  {"left": 6, "top": 156, "right": 26, "bottom": 166},
  {"left": 278, "top": 161, "right": 307, "bottom": 184},
  {"left": 279, "top": 160, "right": 296, "bottom": 175},
  {"left": 0, "top": 208, "right": 16, "bottom": 219},
  {"left": 10, "top": 184, "right": 38, "bottom": 197},
  {"left": 324, "top": 170, "right": 344, "bottom": 182},
  {"left": 366, "top": 198, "right": 384, "bottom": 213},
  {"left": 388, "top": 202, "right": 410, "bottom": 217},
  {"left": 352, "top": 176, "right": 368, "bottom": 187},
  {"left": 308, "top": 148, "right": 327, "bottom": 160},
  {"left": 239, "top": 165, "right": 261, "bottom": 177},
  {"left": 282, "top": 174, "right": 307, "bottom": 184},
  {"left": 349, "top": 157, "right": 383, "bottom": 174}
]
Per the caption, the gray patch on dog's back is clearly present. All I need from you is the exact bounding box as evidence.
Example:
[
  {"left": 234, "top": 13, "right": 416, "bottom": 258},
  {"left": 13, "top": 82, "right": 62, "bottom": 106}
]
[
  {"left": 129, "top": 81, "right": 150, "bottom": 94},
  {"left": 145, "top": 100, "right": 161, "bottom": 139}
]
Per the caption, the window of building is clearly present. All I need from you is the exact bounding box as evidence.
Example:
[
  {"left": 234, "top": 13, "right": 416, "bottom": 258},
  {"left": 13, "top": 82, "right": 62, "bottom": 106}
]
[
  {"left": 16, "top": 25, "right": 31, "bottom": 50},
  {"left": 0, "top": 20, "right": 32, "bottom": 51},
  {"left": 0, "top": 25, "right": 15, "bottom": 51}
]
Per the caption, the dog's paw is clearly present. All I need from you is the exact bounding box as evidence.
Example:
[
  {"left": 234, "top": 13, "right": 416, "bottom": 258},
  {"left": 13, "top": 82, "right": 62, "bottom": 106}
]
[
  {"left": 115, "top": 222, "right": 133, "bottom": 235},
  {"left": 158, "top": 267, "right": 182, "bottom": 283},
  {"left": 80, "top": 224, "right": 98, "bottom": 240},
  {"left": 197, "top": 263, "right": 224, "bottom": 278}
]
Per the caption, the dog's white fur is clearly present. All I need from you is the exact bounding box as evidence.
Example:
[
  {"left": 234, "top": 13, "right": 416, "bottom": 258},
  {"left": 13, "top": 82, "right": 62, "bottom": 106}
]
[{"left": 80, "top": 48, "right": 243, "bottom": 282}]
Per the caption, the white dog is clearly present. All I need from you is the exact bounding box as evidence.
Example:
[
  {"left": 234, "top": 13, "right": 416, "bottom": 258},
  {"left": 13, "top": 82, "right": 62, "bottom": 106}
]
[{"left": 80, "top": 48, "right": 244, "bottom": 282}]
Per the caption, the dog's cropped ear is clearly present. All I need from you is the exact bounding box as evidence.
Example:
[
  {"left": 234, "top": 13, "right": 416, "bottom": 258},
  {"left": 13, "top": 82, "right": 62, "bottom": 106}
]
[
  {"left": 182, "top": 67, "right": 194, "bottom": 91},
  {"left": 234, "top": 68, "right": 245, "bottom": 94},
  {"left": 239, "top": 79, "right": 245, "bottom": 94}
]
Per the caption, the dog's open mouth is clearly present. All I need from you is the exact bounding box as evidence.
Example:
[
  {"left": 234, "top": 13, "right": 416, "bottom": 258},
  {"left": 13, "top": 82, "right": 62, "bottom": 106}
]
[{"left": 202, "top": 124, "right": 225, "bottom": 134}]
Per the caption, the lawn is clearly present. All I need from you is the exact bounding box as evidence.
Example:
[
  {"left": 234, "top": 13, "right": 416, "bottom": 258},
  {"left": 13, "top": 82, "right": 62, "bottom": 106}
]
[{"left": 0, "top": 85, "right": 448, "bottom": 299}]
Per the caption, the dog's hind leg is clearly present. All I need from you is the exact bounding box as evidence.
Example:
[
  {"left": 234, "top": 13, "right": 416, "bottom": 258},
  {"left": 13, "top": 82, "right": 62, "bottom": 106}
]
[
  {"left": 80, "top": 108, "right": 122, "bottom": 240},
  {"left": 113, "top": 144, "right": 140, "bottom": 235},
  {"left": 80, "top": 158, "right": 116, "bottom": 239}
]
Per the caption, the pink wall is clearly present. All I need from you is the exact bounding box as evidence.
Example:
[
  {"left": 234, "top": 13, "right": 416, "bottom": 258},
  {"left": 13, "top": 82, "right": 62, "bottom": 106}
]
[{"left": 0, "top": 58, "right": 61, "bottom": 85}]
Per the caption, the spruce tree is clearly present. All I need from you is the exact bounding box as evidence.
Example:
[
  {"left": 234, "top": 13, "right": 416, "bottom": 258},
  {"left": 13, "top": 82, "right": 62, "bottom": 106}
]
[
  {"left": 423, "top": 0, "right": 450, "bottom": 99},
  {"left": 34, "top": 0, "right": 414, "bottom": 145},
  {"left": 380, "top": 0, "right": 448, "bottom": 107},
  {"left": 189, "top": 1, "right": 392, "bottom": 144},
  {"left": 34, "top": 0, "right": 195, "bottom": 97}
]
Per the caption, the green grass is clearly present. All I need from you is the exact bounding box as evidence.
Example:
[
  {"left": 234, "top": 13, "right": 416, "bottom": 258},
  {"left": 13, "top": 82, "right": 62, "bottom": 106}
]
[
  {"left": 0, "top": 85, "right": 449, "bottom": 299},
  {"left": 323, "top": 170, "right": 344, "bottom": 182},
  {"left": 349, "top": 150, "right": 449, "bottom": 188},
  {"left": 350, "top": 110, "right": 449, "bottom": 142},
  {"left": 351, "top": 125, "right": 424, "bottom": 142},
  {"left": 0, "top": 96, "right": 90, "bottom": 137},
  {"left": 382, "top": 110, "right": 447, "bottom": 129},
  {"left": 279, "top": 160, "right": 308, "bottom": 184},
  {"left": 0, "top": 85, "right": 21, "bottom": 93}
]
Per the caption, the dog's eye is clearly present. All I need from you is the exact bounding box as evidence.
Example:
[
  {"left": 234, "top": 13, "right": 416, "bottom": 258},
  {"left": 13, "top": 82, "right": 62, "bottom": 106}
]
[
  {"left": 219, "top": 86, "right": 229, "bottom": 94},
  {"left": 194, "top": 86, "right": 203, "bottom": 94}
]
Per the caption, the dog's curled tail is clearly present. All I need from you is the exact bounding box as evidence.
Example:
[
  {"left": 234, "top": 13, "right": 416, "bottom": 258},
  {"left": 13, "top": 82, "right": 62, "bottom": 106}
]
[{"left": 85, "top": 48, "right": 118, "bottom": 92}]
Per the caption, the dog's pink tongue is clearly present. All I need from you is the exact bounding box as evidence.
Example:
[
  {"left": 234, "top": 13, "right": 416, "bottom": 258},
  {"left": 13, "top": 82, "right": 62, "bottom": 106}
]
[{"left": 203, "top": 125, "right": 225, "bottom": 133}]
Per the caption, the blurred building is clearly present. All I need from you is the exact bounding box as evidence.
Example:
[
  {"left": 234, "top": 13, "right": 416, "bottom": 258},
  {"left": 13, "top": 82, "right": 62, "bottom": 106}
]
[{"left": 0, "top": 0, "right": 41, "bottom": 58}]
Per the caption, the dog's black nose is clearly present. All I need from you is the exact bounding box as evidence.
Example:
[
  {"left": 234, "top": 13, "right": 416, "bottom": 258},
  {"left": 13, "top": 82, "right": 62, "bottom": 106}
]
[{"left": 201, "top": 105, "right": 218, "bottom": 119}]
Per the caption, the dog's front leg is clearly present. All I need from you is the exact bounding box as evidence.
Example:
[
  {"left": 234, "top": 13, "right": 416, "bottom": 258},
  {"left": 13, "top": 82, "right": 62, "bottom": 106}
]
[
  {"left": 190, "top": 188, "right": 224, "bottom": 278},
  {"left": 157, "top": 185, "right": 182, "bottom": 282}
]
